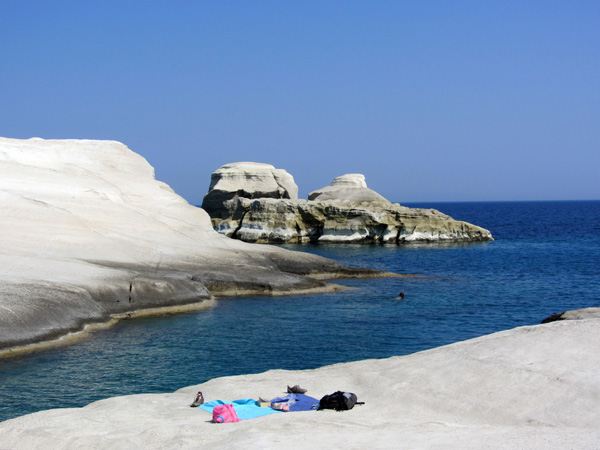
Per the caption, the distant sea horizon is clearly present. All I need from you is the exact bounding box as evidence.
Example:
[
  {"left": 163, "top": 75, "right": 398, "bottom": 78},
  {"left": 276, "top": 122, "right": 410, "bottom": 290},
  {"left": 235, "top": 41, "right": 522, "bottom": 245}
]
[
  {"left": 403, "top": 198, "right": 600, "bottom": 205},
  {"left": 1, "top": 200, "right": 598, "bottom": 423}
]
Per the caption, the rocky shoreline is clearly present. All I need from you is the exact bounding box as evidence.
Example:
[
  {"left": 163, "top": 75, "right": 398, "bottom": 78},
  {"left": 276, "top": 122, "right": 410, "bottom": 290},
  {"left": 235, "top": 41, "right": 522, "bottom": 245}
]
[
  {"left": 202, "top": 163, "right": 493, "bottom": 244},
  {"left": 0, "top": 138, "right": 392, "bottom": 354},
  {"left": 1, "top": 308, "right": 598, "bottom": 448}
]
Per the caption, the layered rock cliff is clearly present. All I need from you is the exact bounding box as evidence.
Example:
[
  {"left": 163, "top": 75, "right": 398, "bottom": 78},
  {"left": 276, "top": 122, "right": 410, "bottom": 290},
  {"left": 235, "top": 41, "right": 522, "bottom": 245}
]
[
  {"left": 0, "top": 138, "right": 384, "bottom": 352},
  {"left": 202, "top": 163, "right": 493, "bottom": 244},
  {"left": 202, "top": 162, "right": 298, "bottom": 214}
]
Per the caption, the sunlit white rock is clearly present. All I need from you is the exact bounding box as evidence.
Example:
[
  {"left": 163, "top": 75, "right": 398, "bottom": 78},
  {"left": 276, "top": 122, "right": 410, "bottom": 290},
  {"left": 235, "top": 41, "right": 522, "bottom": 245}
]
[
  {"left": 0, "top": 138, "right": 374, "bottom": 351},
  {"left": 202, "top": 162, "right": 298, "bottom": 218},
  {"left": 2, "top": 310, "right": 598, "bottom": 449},
  {"left": 308, "top": 173, "right": 390, "bottom": 203}
]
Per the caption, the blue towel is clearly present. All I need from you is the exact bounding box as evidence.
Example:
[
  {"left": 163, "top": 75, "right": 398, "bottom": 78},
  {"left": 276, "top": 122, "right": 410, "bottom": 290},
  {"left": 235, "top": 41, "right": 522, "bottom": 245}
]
[
  {"left": 269, "top": 393, "right": 320, "bottom": 412},
  {"left": 199, "top": 398, "right": 282, "bottom": 420}
]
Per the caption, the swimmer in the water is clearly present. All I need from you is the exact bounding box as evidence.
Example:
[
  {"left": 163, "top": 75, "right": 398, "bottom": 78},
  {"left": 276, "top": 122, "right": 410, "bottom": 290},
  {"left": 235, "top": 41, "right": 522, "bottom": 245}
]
[{"left": 396, "top": 290, "right": 405, "bottom": 299}]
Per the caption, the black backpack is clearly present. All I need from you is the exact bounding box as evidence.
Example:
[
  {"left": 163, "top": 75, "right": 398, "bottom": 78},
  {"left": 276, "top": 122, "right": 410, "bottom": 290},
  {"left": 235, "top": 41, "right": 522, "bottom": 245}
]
[{"left": 318, "top": 391, "right": 364, "bottom": 411}]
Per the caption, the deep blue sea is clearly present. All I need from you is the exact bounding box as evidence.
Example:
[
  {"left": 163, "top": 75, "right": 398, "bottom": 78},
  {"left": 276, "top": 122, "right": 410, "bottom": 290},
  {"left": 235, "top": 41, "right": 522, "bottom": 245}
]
[{"left": 1, "top": 201, "right": 599, "bottom": 422}]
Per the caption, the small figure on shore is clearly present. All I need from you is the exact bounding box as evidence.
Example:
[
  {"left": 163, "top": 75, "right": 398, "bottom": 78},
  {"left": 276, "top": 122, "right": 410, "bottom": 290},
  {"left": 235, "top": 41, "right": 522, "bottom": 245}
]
[{"left": 396, "top": 290, "right": 405, "bottom": 300}]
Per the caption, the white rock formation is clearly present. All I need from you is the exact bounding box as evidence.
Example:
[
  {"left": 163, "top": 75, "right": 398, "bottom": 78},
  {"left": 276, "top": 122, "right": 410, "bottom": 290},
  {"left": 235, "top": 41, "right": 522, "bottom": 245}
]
[
  {"left": 0, "top": 138, "right": 380, "bottom": 352},
  {"left": 1, "top": 311, "right": 598, "bottom": 449},
  {"left": 308, "top": 173, "right": 390, "bottom": 204},
  {"left": 213, "top": 162, "right": 298, "bottom": 199},
  {"left": 202, "top": 162, "right": 298, "bottom": 216},
  {"left": 202, "top": 165, "right": 493, "bottom": 244}
]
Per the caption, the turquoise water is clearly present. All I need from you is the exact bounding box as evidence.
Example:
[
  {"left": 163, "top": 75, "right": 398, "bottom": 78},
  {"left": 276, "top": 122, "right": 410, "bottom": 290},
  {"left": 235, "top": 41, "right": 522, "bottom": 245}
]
[{"left": 0, "top": 201, "right": 598, "bottom": 422}]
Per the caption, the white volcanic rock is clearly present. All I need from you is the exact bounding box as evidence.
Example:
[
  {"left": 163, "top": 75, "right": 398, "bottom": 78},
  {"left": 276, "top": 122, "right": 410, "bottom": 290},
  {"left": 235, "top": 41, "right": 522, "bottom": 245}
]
[
  {"left": 203, "top": 166, "right": 493, "bottom": 244},
  {"left": 202, "top": 162, "right": 298, "bottom": 217},
  {"left": 308, "top": 173, "right": 391, "bottom": 204},
  {"left": 1, "top": 312, "right": 598, "bottom": 449},
  {"left": 216, "top": 199, "right": 493, "bottom": 244},
  {"left": 0, "top": 138, "right": 379, "bottom": 351}
]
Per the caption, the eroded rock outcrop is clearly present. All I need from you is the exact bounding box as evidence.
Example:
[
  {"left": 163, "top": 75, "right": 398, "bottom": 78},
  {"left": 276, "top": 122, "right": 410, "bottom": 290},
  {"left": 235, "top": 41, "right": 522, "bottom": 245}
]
[
  {"left": 202, "top": 162, "right": 298, "bottom": 215},
  {"left": 308, "top": 173, "right": 390, "bottom": 204},
  {"left": 0, "top": 139, "right": 384, "bottom": 352},
  {"left": 203, "top": 163, "right": 493, "bottom": 244}
]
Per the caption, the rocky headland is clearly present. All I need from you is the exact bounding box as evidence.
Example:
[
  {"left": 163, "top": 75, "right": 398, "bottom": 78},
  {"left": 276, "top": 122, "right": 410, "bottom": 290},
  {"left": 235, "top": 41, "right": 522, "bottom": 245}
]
[
  {"left": 0, "top": 138, "right": 388, "bottom": 354},
  {"left": 1, "top": 308, "right": 598, "bottom": 449},
  {"left": 202, "top": 162, "right": 493, "bottom": 244}
]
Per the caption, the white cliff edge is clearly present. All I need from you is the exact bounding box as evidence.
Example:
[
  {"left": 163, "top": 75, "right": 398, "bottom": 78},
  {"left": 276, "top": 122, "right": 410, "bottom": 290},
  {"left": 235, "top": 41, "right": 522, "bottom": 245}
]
[{"left": 0, "top": 138, "right": 379, "bottom": 352}]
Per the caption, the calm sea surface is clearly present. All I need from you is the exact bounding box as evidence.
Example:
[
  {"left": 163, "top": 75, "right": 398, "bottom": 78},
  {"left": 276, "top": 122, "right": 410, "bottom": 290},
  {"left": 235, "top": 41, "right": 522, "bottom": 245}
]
[{"left": 1, "top": 201, "right": 599, "bottom": 422}]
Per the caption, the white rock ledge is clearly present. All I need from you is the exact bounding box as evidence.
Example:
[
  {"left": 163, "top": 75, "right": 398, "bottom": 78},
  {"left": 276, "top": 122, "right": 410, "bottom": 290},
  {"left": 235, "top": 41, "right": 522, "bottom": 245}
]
[
  {"left": 1, "top": 311, "right": 598, "bottom": 449},
  {"left": 0, "top": 138, "right": 384, "bottom": 352}
]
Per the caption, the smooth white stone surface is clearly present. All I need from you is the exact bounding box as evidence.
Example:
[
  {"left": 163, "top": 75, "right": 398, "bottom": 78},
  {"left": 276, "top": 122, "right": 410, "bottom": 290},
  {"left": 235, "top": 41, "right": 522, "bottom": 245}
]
[
  {"left": 207, "top": 162, "right": 298, "bottom": 199},
  {"left": 0, "top": 138, "right": 350, "bottom": 350},
  {"left": 1, "top": 315, "right": 598, "bottom": 449}
]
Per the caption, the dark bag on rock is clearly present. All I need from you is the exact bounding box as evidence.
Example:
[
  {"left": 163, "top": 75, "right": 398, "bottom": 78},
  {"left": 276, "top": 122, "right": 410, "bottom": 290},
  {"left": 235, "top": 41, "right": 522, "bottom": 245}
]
[{"left": 318, "top": 391, "right": 364, "bottom": 411}]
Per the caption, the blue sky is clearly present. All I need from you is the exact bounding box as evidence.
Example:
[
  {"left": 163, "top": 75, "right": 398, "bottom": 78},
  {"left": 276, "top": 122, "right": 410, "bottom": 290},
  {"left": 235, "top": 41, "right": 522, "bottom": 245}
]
[{"left": 1, "top": 1, "right": 598, "bottom": 203}]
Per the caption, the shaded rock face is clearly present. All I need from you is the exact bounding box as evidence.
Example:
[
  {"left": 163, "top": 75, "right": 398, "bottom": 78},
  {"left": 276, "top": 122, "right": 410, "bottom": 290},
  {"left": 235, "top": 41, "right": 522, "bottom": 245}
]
[
  {"left": 203, "top": 164, "right": 493, "bottom": 244},
  {"left": 0, "top": 139, "right": 381, "bottom": 352},
  {"left": 541, "top": 307, "right": 600, "bottom": 324},
  {"left": 202, "top": 162, "right": 298, "bottom": 218}
]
